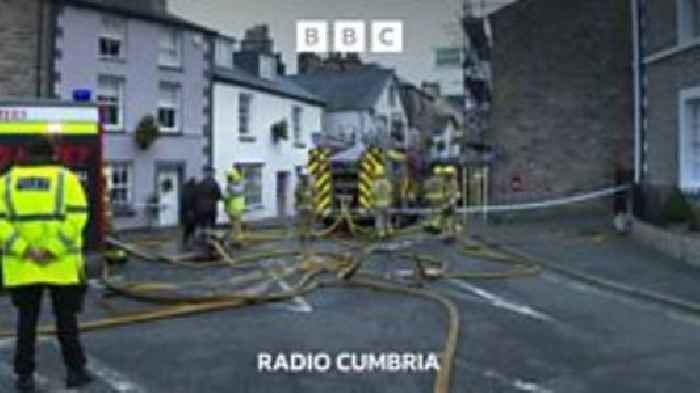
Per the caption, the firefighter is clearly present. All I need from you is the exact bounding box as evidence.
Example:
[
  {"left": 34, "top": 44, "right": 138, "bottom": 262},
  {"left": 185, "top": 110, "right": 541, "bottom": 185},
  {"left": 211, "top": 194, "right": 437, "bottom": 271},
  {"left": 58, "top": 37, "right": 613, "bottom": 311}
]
[
  {"left": 423, "top": 166, "right": 444, "bottom": 233},
  {"left": 441, "top": 166, "right": 460, "bottom": 239},
  {"left": 371, "top": 165, "right": 393, "bottom": 239},
  {"left": 0, "top": 138, "right": 92, "bottom": 392},
  {"left": 224, "top": 165, "right": 245, "bottom": 244},
  {"left": 294, "top": 169, "right": 316, "bottom": 258}
]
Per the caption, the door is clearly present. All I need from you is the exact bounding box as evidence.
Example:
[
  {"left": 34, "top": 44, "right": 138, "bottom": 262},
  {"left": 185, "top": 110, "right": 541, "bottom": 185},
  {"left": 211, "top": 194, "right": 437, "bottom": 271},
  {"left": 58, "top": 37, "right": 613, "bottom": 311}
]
[
  {"left": 157, "top": 169, "right": 180, "bottom": 227},
  {"left": 277, "top": 171, "right": 289, "bottom": 218}
]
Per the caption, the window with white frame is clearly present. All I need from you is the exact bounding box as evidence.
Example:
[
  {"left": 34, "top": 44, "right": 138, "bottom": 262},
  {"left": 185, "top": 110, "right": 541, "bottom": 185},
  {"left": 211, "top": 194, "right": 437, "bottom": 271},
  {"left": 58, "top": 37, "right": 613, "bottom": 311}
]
[
  {"left": 682, "top": 97, "right": 700, "bottom": 189},
  {"left": 159, "top": 27, "right": 182, "bottom": 67},
  {"left": 292, "top": 106, "right": 303, "bottom": 143},
  {"left": 97, "top": 76, "right": 124, "bottom": 130},
  {"left": 104, "top": 163, "right": 132, "bottom": 207},
  {"left": 99, "top": 16, "right": 126, "bottom": 59},
  {"left": 238, "top": 93, "right": 252, "bottom": 134},
  {"left": 158, "top": 83, "right": 181, "bottom": 133},
  {"left": 238, "top": 163, "right": 263, "bottom": 208},
  {"left": 679, "top": 0, "right": 700, "bottom": 43}
]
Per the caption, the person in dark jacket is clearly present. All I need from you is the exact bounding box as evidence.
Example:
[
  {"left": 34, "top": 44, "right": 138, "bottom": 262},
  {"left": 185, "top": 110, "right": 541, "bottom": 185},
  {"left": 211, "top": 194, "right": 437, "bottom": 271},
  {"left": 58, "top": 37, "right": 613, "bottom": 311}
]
[
  {"left": 196, "top": 166, "right": 223, "bottom": 231},
  {"left": 180, "top": 177, "right": 198, "bottom": 248}
]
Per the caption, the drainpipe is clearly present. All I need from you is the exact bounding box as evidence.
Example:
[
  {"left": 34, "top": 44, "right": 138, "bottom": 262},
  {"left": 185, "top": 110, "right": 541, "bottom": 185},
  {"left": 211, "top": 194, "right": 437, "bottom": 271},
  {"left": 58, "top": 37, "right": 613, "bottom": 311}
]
[
  {"left": 35, "top": 0, "right": 46, "bottom": 97},
  {"left": 632, "top": 0, "right": 642, "bottom": 184}
]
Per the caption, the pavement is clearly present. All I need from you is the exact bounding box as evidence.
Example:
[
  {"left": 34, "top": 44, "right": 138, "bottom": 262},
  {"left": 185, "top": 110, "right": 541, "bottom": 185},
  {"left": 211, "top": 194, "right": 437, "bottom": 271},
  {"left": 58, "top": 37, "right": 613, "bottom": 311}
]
[
  {"left": 1, "top": 218, "right": 700, "bottom": 392},
  {"left": 470, "top": 214, "right": 700, "bottom": 313}
]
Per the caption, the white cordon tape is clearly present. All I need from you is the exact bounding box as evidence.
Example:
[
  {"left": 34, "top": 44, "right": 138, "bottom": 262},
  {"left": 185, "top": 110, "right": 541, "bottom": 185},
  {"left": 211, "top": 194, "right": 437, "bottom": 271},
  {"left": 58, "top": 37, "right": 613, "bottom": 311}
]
[{"left": 349, "top": 185, "right": 629, "bottom": 216}]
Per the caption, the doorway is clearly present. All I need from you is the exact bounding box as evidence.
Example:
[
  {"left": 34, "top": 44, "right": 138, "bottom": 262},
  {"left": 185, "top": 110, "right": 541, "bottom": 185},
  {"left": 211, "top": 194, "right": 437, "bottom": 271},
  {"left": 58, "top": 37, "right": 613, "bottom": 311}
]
[
  {"left": 156, "top": 168, "right": 181, "bottom": 227},
  {"left": 277, "top": 171, "right": 290, "bottom": 218}
]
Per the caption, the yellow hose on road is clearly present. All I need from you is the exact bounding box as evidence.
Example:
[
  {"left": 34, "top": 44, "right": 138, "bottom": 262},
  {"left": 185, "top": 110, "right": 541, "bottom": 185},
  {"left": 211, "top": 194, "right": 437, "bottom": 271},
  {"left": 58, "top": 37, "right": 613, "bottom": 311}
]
[
  {"left": 0, "top": 229, "right": 545, "bottom": 393},
  {"left": 326, "top": 274, "right": 459, "bottom": 393}
]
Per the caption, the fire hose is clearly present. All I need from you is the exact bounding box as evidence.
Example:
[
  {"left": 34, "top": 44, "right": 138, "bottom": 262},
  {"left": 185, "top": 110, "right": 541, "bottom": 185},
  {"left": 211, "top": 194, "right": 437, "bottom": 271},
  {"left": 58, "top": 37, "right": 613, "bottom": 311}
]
[{"left": 0, "top": 230, "right": 540, "bottom": 393}]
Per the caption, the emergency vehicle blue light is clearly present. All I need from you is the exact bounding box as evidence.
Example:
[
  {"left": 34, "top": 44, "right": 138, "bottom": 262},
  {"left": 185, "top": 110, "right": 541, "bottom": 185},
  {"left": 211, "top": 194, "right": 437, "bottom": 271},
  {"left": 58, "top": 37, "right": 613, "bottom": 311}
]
[{"left": 72, "top": 89, "right": 92, "bottom": 102}]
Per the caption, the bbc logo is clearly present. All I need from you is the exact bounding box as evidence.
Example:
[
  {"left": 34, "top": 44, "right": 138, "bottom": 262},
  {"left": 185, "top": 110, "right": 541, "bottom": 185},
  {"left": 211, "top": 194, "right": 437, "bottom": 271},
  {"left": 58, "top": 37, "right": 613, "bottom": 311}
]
[{"left": 297, "top": 20, "right": 403, "bottom": 53}]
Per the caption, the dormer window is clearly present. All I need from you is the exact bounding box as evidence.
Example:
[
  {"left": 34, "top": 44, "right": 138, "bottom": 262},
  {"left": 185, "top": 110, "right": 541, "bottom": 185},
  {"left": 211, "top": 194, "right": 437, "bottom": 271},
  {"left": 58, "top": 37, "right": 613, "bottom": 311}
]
[
  {"left": 215, "top": 37, "right": 235, "bottom": 68},
  {"left": 259, "top": 55, "right": 276, "bottom": 80}
]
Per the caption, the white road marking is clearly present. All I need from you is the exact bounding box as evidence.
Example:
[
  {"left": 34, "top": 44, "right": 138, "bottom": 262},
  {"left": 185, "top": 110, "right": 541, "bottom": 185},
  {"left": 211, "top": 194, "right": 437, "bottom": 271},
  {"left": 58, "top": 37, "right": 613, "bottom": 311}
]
[
  {"left": 513, "top": 379, "right": 555, "bottom": 393},
  {"left": 46, "top": 339, "right": 148, "bottom": 393},
  {"left": 84, "top": 354, "right": 148, "bottom": 393},
  {"left": 455, "top": 359, "right": 555, "bottom": 393},
  {"left": 483, "top": 369, "right": 554, "bottom": 393},
  {"left": 88, "top": 279, "right": 105, "bottom": 290},
  {"left": 270, "top": 266, "right": 313, "bottom": 313},
  {"left": 0, "top": 337, "right": 15, "bottom": 349},
  {"left": 0, "top": 360, "right": 63, "bottom": 393},
  {"left": 448, "top": 280, "right": 553, "bottom": 321}
]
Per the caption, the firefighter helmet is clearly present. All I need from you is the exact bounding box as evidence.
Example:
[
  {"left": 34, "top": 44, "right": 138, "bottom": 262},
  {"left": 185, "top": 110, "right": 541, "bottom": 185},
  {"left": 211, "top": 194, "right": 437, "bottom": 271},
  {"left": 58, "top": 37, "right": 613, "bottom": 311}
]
[{"left": 227, "top": 167, "right": 242, "bottom": 182}]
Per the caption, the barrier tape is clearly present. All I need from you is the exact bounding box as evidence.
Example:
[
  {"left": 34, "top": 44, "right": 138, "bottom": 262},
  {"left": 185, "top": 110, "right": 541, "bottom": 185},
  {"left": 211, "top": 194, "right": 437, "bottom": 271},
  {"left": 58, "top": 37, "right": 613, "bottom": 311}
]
[{"left": 348, "top": 185, "right": 629, "bottom": 216}]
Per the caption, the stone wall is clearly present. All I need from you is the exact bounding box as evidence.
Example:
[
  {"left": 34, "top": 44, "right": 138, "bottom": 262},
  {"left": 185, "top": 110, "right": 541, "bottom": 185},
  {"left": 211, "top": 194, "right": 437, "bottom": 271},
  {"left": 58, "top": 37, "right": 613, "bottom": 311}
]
[
  {"left": 486, "top": 0, "right": 634, "bottom": 205},
  {"left": 0, "top": 0, "right": 53, "bottom": 98},
  {"left": 631, "top": 218, "right": 700, "bottom": 267}
]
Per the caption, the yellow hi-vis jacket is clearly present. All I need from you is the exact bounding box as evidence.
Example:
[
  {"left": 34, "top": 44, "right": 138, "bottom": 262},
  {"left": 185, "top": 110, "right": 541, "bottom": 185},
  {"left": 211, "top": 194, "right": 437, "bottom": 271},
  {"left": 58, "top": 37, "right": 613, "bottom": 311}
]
[
  {"left": 424, "top": 176, "right": 443, "bottom": 206},
  {"left": 224, "top": 172, "right": 245, "bottom": 217},
  {"left": 372, "top": 177, "right": 393, "bottom": 209},
  {"left": 0, "top": 166, "right": 88, "bottom": 287}
]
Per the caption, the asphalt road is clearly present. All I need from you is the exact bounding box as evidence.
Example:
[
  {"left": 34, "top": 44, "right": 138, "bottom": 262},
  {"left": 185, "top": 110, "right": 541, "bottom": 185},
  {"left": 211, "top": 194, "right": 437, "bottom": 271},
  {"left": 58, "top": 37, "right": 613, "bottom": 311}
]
[{"left": 1, "top": 234, "right": 699, "bottom": 393}]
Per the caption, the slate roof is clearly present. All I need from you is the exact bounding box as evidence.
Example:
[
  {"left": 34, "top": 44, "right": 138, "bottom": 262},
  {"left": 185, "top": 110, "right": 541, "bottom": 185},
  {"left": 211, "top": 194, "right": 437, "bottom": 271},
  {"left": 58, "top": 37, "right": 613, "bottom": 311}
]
[
  {"left": 63, "top": 0, "right": 216, "bottom": 33},
  {"left": 288, "top": 67, "right": 395, "bottom": 112},
  {"left": 213, "top": 67, "right": 325, "bottom": 107}
]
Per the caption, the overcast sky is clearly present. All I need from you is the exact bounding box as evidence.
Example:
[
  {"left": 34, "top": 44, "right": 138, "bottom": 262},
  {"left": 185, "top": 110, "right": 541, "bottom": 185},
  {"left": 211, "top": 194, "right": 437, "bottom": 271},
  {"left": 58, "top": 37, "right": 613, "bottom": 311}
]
[{"left": 169, "top": 0, "right": 515, "bottom": 86}]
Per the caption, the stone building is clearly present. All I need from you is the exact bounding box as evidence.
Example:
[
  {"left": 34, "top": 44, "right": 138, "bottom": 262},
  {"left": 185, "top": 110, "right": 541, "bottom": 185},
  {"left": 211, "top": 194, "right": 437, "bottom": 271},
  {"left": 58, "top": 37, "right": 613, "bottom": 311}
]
[
  {"left": 0, "top": 0, "right": 54, "bottom": 98},
  {"left": 486, "top": 0, "right": 634, "bottom": 204},
  {"left": 636, "top": 0, "right": 700, "bottom": 218}
]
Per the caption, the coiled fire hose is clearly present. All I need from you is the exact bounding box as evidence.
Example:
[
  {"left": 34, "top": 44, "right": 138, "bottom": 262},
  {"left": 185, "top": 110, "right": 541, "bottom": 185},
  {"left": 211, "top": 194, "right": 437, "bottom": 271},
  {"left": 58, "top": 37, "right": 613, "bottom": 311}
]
[{"left": 0, "top": 225, "right": 541, "bottom": 393}]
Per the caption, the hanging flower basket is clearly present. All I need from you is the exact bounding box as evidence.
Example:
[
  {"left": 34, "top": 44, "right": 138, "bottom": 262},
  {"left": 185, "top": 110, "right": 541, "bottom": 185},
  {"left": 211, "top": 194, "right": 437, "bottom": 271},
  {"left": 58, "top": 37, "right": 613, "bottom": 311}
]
[
  {"left": 271, "top": 119, "right": 288, "bottom": 143},
  {"left": 133, "top": 115, "right": 160, "bottom": 150}
]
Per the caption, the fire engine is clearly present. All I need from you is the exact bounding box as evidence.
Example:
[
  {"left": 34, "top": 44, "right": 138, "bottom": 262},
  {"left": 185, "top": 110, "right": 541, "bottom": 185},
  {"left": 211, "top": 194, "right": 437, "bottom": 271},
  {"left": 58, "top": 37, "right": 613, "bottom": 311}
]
[{"left": 0, "top": 99, "right": 104, "bottom": 249}]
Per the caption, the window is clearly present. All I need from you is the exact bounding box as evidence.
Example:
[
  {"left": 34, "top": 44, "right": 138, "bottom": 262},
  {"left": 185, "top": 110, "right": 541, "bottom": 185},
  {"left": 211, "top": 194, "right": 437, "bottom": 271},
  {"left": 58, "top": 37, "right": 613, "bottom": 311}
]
[
  {"left": 259, "top": 55, "right": 276, "bottom": 79},
  {"left": 679, "top": 0, "right": 700, "bottom": 43},
  {"left": 238, "top": 164, "right": 263, "bottom": 208},
  {"left": 680, "top": 87, "right": 700, "bottom": 190},
  {"left": 99, "top": 16, "right": 126, "bottom": 59},
  {"left": 97, "top": 76, "right": 124, "bottom": 131},
  {"left": 376, "top": 115, "right": 388, "bottom": 133},
  {"left": 104, "top": 163, "right": 132, "bottom": 207},
  {"left": 434, "top": 47, "right": 462, "bottom": 67},
  {"left": 238, "top": 93, "right": 252, "bottom": 134},
  {"left": 215, "top": 37, "right": 234, "bottom": 68},
  {"left": 682, "top": 97, "right": 700, "bottom": 189},
  {"left": 159, "top": 27, "right": 182, "bottom": 67},
  {"left": 292, "top": 106, "right": 303, "bottom": 143},
  {"left": 158, "top": 83, "right": 181, "bottom": 133},
  {"left": 388, "top": 84, "right": 397, "bottom": 107}
]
